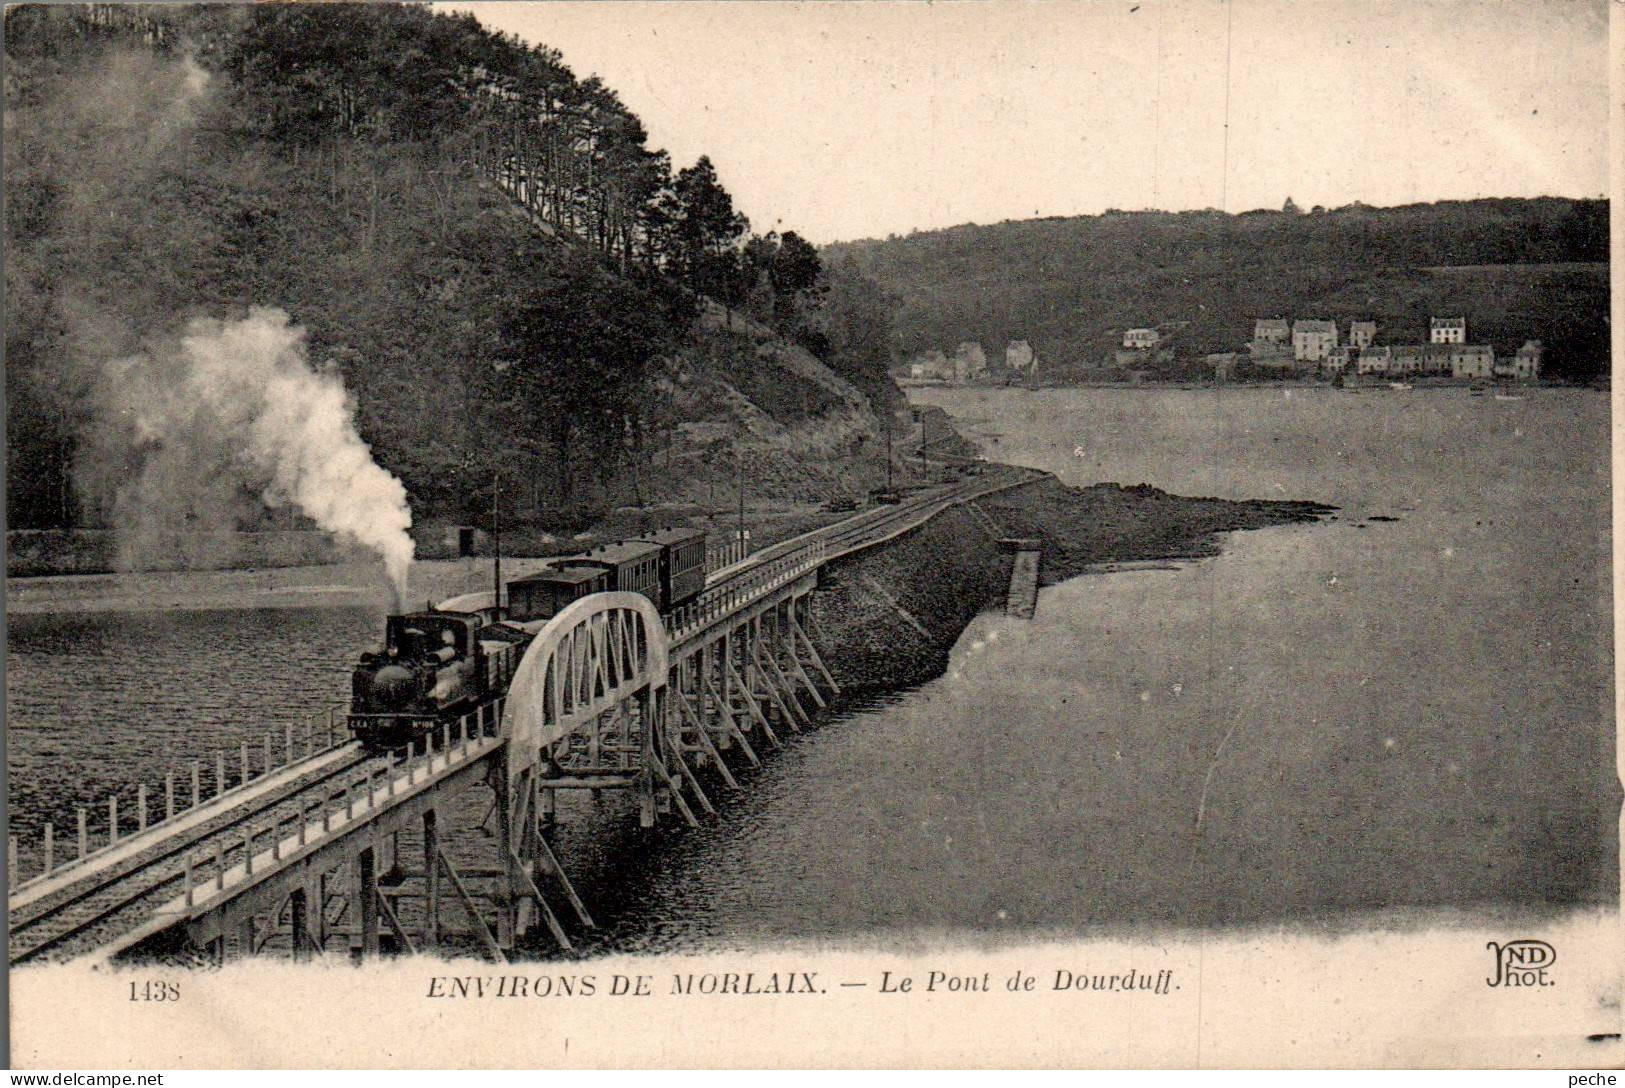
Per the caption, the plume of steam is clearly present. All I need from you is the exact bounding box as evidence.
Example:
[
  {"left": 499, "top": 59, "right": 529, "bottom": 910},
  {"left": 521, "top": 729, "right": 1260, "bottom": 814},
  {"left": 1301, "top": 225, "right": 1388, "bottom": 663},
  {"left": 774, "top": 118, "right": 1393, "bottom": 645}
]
[{"left": 104, "top": 308, "right": 415, "bottom": 597}]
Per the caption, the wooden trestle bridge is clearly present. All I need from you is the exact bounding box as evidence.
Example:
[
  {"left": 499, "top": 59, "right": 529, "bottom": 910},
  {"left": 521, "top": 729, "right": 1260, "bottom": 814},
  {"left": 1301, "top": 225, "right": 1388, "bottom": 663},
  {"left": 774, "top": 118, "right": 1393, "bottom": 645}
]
[{"left": 7, "top": 467, "right": 1042, "bottom": 966}]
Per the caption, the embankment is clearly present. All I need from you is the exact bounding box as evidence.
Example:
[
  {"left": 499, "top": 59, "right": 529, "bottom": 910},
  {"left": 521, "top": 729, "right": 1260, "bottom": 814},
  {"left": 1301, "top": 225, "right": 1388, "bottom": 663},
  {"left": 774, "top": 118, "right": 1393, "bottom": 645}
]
[{"left": 812, "top": 474, "right": 1332, "bottom": 692}]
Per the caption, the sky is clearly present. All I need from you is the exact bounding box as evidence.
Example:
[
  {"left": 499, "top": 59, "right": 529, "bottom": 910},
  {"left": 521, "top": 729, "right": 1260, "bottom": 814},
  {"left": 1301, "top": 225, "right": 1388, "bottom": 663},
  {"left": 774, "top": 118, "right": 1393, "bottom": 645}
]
[{"left": 445, "top": 0, "right": 1610, "bottom": 244}]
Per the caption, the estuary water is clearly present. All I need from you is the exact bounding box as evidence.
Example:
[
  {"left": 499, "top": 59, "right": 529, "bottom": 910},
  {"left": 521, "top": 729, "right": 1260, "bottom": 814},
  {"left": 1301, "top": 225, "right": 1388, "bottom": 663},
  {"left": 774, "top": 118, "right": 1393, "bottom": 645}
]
[
  {"left": 580, "top": 384, "right": 1615, "bottom": 951},
  {"left": 6, "top": 385, "right": 1615, "bottom": 951}
]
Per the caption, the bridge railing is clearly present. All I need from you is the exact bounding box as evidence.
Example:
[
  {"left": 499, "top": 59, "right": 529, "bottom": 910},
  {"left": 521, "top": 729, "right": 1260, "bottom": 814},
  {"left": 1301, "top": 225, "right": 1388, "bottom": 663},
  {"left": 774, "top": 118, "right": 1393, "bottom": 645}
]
[
  {"left": 667, "top": 539, "right": 825, "bottom": 642},
  {"left": 704, "top": 532, "right": 751, "bottom": 575},
  {"left": 8, "top": 700, "right": 352, "bottom": 897},
  {"left": 172, "top": 698, "right": 507, "bottom": 919}
]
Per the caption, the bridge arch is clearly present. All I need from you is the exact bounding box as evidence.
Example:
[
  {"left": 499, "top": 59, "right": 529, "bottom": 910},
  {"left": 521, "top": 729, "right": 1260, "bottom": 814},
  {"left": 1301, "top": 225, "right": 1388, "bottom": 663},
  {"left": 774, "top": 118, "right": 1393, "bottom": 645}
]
[{"left": 500, "top": 592, "right": 669, "bottom": 775}]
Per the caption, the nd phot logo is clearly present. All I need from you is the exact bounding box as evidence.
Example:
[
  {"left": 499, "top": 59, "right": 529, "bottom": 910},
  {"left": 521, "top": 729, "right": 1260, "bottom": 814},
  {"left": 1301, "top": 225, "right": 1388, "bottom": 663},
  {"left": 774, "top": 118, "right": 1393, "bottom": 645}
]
[{"left": 1486, "top": 939, "right": 1556, "bottom": 988}]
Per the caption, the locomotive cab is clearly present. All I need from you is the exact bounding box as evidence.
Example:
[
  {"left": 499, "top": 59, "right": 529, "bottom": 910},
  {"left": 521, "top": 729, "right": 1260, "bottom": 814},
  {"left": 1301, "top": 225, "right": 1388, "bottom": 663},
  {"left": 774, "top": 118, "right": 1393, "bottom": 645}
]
[{"left": 384, "top": 612, "right": 475, "bottom": 662}]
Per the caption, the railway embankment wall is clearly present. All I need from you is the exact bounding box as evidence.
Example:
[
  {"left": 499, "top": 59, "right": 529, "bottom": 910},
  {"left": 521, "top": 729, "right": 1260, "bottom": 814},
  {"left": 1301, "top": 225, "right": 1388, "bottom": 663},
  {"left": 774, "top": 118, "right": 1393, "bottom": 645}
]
[{"left": 812, "top": 474, "right": 1332, "bottom": 692}]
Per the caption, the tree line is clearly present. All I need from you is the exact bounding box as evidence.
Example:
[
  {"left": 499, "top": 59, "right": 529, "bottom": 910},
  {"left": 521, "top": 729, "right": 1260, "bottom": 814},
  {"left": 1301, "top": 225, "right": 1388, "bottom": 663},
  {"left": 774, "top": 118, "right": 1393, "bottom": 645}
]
[
  {"left": 830, "top": 197, "right": 1609, "bottom": 382},
  {"left": 5, "top": 4, "right": 902, "bottom": 531}
]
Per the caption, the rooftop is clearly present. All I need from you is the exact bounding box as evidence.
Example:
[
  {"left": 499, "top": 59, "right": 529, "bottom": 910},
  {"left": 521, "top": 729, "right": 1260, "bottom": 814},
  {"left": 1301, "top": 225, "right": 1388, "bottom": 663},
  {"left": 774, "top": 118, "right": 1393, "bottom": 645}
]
[{"left": 511, "top": 565, "right": 604, "bottom": 587}]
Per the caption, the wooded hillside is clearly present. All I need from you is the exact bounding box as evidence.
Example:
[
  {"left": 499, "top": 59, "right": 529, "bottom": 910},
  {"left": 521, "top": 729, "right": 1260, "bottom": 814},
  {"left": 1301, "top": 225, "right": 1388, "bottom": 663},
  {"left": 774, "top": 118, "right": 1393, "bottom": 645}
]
[
  {"left": 5, "top": 4, "right": 901, "bottom": 532},
  {"left": 827, "top": 199, "right": 1608, "bottom": 382}
]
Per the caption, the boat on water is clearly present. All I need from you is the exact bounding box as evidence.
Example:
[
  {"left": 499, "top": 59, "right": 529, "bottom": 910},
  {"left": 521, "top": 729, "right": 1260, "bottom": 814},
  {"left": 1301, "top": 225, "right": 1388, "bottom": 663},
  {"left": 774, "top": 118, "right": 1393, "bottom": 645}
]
[
  {"left": 1388, "top": 382, "right": 1412, "bottom": 391},
  {"left": 1493, "top": 394, "right": 1526, "bottom": 401}
]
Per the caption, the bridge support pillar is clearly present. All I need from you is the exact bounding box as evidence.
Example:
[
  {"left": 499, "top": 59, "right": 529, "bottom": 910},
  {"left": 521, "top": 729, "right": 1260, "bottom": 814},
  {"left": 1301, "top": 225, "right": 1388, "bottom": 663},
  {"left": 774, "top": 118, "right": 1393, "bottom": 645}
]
[
  {"left": 422, "top": 809, "right": 440, "bottom": 953},
  {"left": 493, "top": 762, "right": 515, "bottom": 948},
  {"left": 357, "top": 846, "right": 379, "bottom": 960},
  {"left": 289, "top": 887, "right": 309, "bottom": 963},
  {"left": 638, "top": 687, "right": 657, "bottom": 828}
]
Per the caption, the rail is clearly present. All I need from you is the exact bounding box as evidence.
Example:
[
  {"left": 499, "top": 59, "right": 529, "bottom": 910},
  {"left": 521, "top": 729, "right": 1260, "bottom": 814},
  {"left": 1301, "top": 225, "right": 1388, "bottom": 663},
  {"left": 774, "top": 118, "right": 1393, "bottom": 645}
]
[
  {"left": 8, "top": 701, "right": 351, "bottom": 896},
  {"left": 667, "top": 540, "right": 826, "bottom": 642},
  {"left": 170, "top": 700, "right": 504, "bottom": 920},
  {"left": 9, "top": 463, "right": 1048, "bottom": 926}
]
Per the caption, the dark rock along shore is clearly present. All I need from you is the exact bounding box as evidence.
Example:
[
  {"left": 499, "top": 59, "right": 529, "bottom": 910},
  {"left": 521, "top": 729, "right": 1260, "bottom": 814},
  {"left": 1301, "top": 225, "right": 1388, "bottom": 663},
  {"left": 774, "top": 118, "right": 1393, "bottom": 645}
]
[{"left": 811, "top": 475, "right": 1333, "bottom": 693}]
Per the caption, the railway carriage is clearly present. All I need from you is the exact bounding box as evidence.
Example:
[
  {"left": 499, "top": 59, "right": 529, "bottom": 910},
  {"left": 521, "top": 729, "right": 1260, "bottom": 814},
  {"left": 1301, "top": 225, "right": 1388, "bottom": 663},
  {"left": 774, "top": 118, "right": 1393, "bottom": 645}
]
[
  {"left": 630, "top": 526, "right": 707, "bottom": 610},
  {"left": 570, "top": 540, "right": 666, "bottom": 610},
  {"left": 505, "top": 564, "right": 611, "bottom": 624}
]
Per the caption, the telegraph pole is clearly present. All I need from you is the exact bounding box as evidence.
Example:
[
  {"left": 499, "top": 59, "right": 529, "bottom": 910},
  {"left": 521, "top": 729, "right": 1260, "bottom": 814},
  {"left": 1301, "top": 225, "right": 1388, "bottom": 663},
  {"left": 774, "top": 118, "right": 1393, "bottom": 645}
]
[
  {"left": 884, "top": 415, "right": 893, "bottom": 492},
  {"left": 491, "top": 468, "right": 502, "bottom": 617},
  {"left": 736, "top": 442, "right": 745, "bottom": 544}
]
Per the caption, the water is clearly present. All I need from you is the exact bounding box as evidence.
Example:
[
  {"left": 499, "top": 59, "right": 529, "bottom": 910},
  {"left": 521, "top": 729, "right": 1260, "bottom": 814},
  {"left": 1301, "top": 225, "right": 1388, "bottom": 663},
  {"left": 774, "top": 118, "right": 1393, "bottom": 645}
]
[
  {"left": 6, "top": 385, "right": 1615, "bottom": 948},
  {"left": 6, "top": 607, "right": 377, "bottom": 848},
  {"left": 589, "top": 384, "right": 1615, "bottom": 950}
]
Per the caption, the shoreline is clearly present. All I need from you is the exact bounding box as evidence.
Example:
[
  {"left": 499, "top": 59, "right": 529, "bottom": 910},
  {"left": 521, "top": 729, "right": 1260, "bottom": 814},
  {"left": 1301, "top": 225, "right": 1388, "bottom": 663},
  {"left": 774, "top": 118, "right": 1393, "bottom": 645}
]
[
  {"left": 810, "top": 476, "right": 1333, "bottom": 692},
  {"left": 6, "top": 476, "right": 1330, "bottom": 620}
]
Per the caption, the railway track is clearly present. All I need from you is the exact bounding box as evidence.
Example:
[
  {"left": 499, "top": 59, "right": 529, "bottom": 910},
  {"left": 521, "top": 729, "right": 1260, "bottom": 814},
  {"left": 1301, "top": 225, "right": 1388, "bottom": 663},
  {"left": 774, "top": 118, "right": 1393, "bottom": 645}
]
[
  {"left": 9, "top": 746, "right": 393, "bottom": 965},
  {"left": 713, "top": 464, "right": 1044, "bottom": 582},
  {"left": 11, "top": 464, "right": 1044, "bottom": 965}
]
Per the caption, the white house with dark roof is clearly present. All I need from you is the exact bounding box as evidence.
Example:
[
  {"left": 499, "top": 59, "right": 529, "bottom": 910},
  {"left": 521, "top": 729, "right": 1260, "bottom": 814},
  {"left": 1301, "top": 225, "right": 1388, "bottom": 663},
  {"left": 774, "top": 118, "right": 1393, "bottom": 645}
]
[
  {"left": 1430, "top": 316, "right": 1467, "bottom": 344},
  {"left": 1292, "top": 319, "right": 1338, "bottom": 363}
]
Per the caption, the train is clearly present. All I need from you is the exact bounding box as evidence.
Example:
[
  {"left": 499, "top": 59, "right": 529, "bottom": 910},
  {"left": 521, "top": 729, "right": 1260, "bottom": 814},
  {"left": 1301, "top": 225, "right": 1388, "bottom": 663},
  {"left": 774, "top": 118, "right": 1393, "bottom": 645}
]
[{"left": 348, "top": 526, "right": 707, "bottom": 749}]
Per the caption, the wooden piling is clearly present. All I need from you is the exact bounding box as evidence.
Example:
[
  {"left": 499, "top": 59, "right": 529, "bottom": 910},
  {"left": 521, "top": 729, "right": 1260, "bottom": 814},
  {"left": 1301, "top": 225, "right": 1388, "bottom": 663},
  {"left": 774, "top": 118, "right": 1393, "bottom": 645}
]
[
  {"left": 422, "top": 809, "right": 440, "bottom": 952},
  {"left": 357, "top": 847, "right": 379, "bottom": 959},
  {"left": 108, "top": 795, "right": 118, "bottom": 844},
  {"left": 290, "top": 887, "right": 309, "bottom": 963},
  {"left": 43, "top": 823, "right": 53, "bottom": 876},
  {"left": 77, "top": 808, "right": 87, "bottom": 859},
  {"left": 137, "top": 784, "right": 148, "bottom": 831},
  {"left": 165, "top": 772, "right": 175, "bottom": 821}
]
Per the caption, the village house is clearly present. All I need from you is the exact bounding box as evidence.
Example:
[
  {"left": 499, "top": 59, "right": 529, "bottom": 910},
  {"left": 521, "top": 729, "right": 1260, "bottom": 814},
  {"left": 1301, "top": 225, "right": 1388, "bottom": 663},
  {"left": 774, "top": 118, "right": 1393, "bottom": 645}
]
[
  {"left": 1431, "top": 316, "right": 1467, "bottom": 344},
  {"left": 1292, "top": 319, "right": 1338, "bottom": 363},
  {"left": 1450, "top": 344, "right": 1495, "bottom": 379},
  {"left": 1502, "top": 340, "right": 1543, "bottom": 380},
  {"left": 1323, "top": 345, "right": 1357, "bottom": 373},
  {"left": 1114, "top": 326, "right": 1173, "bottom": 369},
  {"left": 1247, "top": 342, "right": 1294, "bottom": 369},
  {"left": 1205, "top": 352, "right": 1239, "bottom": 381},
  {"left": 1357, "top": 346, "right": 1392, "bottom": 375},
  {"left": 1253, "top": 318, "right": 1290, "bottom": 345},
  {"left": 1390, "top": 345, "right": 1424, "bottom": 375},
  {"left": 1349, "top": 320, "right": 1377, "bottom": 350},
  {"left": 1005, "top": 340, "right": 1037, "bottom": 375},
  {"left": 1421, "top": 343, "right": 1454, "bottom": 375}
]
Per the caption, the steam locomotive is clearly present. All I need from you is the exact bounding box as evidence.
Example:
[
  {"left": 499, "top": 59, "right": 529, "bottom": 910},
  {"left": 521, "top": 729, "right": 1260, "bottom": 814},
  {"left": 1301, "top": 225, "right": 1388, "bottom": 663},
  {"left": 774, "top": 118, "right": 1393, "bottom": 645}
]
[{"left": 348, "top": 527, "right": 707, "bottom": 749}]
